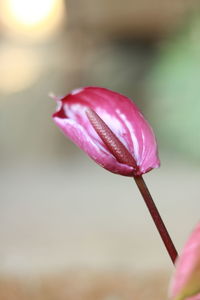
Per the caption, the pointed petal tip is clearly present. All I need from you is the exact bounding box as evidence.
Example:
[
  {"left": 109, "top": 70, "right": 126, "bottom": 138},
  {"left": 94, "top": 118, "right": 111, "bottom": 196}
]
[{"left": 49, "top": 92, "right": 58, "bottom": 100}]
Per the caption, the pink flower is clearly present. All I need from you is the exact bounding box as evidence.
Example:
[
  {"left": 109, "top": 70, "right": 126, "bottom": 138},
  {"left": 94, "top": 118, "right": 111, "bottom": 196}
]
[
  {"left": 52, "top": 86, "right": 160, "bottom": 176},
  {"left": 169, "top": 222, "right": 200, "bottom": 300}
]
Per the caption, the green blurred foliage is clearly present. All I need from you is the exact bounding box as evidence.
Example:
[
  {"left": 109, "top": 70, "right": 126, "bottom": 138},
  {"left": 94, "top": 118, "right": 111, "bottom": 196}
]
[{"left": 148, "top": 13, "right": 200, "bottom": 162}]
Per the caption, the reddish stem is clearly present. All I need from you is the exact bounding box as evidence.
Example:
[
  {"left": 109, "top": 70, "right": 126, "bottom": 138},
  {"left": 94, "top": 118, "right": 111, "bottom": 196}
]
[
  {"left": 134, "top": 175, "right": 178, "bottom": 264},
  {"left": 86, "top": 108, "right": 177, "bottom": 264}
]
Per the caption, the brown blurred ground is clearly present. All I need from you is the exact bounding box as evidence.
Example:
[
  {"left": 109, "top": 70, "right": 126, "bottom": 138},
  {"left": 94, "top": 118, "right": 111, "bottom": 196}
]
[{"left": 0, "top": 270, "right": 169, "bottom": 300}]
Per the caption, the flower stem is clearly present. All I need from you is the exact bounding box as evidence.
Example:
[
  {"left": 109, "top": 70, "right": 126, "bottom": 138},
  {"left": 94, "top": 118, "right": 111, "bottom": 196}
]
[{"left": 134, "top": 175, "right": 178, "bottom": 264}]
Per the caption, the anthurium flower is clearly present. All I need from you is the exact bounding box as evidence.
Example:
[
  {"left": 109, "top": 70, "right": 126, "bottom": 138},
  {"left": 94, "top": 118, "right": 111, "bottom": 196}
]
[
  {"left": 169, "top": 222, "right": 200, "bottom": 300},
  {"left": 52, "top": 86, "right": 160, "bottom": 176},
  {"left": 52, "top": 86, "right": 176, "bottom": 265}
]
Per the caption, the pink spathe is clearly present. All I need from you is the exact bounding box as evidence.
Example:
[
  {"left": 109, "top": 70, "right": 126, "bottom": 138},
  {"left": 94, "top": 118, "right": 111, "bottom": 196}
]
[
  {"left": 52, "top": 87, "right": 160, "bottom": 176},
  {"left": 169, "top": 222, "right": 200, "bottom": 300}
]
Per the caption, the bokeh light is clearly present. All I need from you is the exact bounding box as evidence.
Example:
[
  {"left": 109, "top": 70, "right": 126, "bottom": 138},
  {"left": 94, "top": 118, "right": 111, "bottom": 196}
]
[
  {"left": 0, "top": 46, "right": 40, "bottom": 94},
  {"left": 0, "top": 0, "right": 65, "bottom": 40}
]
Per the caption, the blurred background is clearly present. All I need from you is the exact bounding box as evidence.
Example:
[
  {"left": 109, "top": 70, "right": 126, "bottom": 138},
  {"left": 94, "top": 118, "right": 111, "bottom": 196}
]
[{"left": 1, "top": 0, "right": 200, "bottom": 299}]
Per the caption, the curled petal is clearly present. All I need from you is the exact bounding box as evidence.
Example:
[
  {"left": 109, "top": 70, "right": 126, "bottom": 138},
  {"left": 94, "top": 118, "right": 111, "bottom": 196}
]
[
  {"left": 169, "top": 222, "right": 200, "bottom": 300},
  {"left": 52, "top": 86, "right": 160, "bottom": 176},
  {"left": 53, "top": 115, "right": 134, "bottom": 175}
]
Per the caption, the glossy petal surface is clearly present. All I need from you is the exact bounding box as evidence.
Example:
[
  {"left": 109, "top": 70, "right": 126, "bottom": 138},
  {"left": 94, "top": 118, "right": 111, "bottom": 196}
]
[
  {"left": 169, "top": 223, "right": 200, "bottom": 300},
  {"left": 52, "top": 87, "right": 160, "bottom": 176}
]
